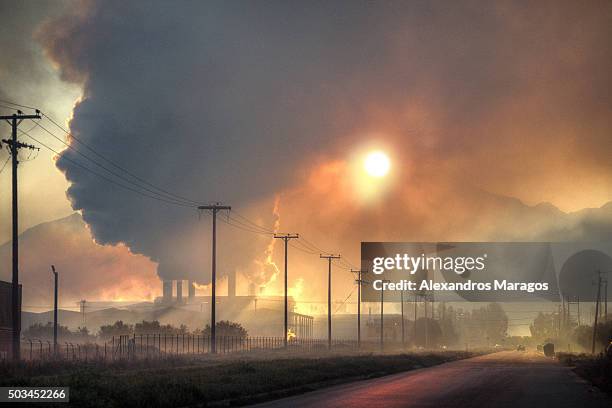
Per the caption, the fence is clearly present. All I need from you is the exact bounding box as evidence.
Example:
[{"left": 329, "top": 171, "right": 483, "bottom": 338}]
[{"left": 14, "top": 335, "right": 363, "bottom": 362}]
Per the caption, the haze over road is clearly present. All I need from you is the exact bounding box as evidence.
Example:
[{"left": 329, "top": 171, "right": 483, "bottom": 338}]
[{"left": 253, "top": 351, "right": 611, "bottom": 408}]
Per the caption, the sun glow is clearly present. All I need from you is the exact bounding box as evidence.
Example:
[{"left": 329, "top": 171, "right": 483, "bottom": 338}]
[{"left": 364, "top": 151, "right": 390, "bottom": 177}]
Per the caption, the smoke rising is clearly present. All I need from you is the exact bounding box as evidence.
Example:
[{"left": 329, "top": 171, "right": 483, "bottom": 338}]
[{"left": 35, "top": 0, "right": 612, "bottom": 294}]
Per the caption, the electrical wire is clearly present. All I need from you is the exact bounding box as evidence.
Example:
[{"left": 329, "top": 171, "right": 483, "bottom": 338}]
[
  {"left": 32, "top": 120, "right": 201, "bottom": 206},
  {"left": 4, "top": 99, "right": 363, "bottom": 273},
  {"left": 334, "top": 287, "right": 356, "bottom": 314},
  {"left": 0, "top": 98, "right": 204, "bottom": 206},
  {"left": 0, "top": 99, "right": 38, "bottom": 110},
  {"left": 0, "top": 156, "right": 10, "bottom": 174},
  {"left": 19, "top": 128, "right": 196, "bottom": 208}
]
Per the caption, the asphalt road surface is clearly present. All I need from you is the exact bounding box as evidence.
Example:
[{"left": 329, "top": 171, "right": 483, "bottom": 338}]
[{"left": 252, "top": 351, "right": 611, "bottom": 408}]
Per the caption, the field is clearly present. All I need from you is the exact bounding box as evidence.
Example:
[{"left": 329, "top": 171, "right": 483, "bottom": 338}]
[{"left": 0, "top": 350, "right": 477, "bottom": 407}]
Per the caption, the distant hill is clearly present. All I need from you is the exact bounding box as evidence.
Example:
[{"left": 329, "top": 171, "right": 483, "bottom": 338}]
[{"left": 0, "top": 213, "right": 158, "bottom": 309}]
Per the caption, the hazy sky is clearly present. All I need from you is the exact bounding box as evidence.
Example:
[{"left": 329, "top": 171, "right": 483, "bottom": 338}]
[{"left": 1, "top": 0, "right": 612, "bottom": 315}]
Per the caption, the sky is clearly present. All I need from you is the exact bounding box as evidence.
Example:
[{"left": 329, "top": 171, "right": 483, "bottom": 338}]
[{"left": 1, "top": 0, "right": 612, "bottom": 325}]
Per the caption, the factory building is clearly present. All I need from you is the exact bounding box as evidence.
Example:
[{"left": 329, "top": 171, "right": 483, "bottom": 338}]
[
  {"left": 155, "top": 274, "right": 314, "bottom": 338},
  {"left": 0, "top": 280, "right": 21, "bottom": 360}
]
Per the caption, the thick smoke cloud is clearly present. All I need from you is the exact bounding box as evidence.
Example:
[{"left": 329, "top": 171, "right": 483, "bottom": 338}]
[
  {"left": 37, "top": 0, "right": 612, "bottom": 290},
  {"left": 0, "top": 214, "right": 158, "bottom": 307}
]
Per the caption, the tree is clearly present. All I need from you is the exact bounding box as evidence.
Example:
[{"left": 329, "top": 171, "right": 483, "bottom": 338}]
[
  {"left": 573, "top": 325, "right": 593, "bottom": 350},
  {"left": 412, "top": 318, "right": 443, "bottom": 347},
  {"left": 23, "top": 323, "right": 94, "bottom": 342},
  {"left": 23, "top": 322, "right": 71, "bottom": 340},
  {"left": 529, "top": 312, "right": 557, "bottom": 342},
  {"left": 438, "top": 303, "right": 458, "bottom": 346},
  {"left": 134, "top": 320, "right": 162, "bottom": 333},
  {"left": 464, "top": 303, "right": 508, "bottom": 346},
  {"left": 99, "top": 320, "right": 133, "bottom": 339},
  {"left": 573, "top": 321, "right": 612, "bottom": 352},
  {"left": 202, "top": 321, "right": 248, "bottom": 338}
]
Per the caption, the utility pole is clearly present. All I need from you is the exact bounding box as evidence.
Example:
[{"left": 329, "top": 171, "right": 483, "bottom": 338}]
[
  {"left": 401, "top": 290, "right": 405, "bottom": 347},
  {"left": 51, "top": 266, "right": 58, "bottom": 356},
  {"left": 80, "top": 300, "right": 86, "bottom": 325},
  {"left": 351, "top": 268, "right": 368, "bottom": 348},
  {"left": 274, "top": 233, "right": 298, "bottom": 348},
  {"left": 557, "top": 304, "right": 562, "bottom": 337},
  {"left": 577, "top": 296, "right": 581, "bottom": 326},
  {"left": 605, "top": 277, "right": 608, "bottom": 322},
  {"left": 2, "top": 110, "right": 41, "bottom": 361},
  {"left": 592, "top": 271, "right": 602, "bottom": 354},
  {"left": 320, "top": 254, "right": 340, "bottom": 350},
  {"left": 380, "top": 280, "right": 390, "bottom": 351},
  {"left": 198, "top": 203, "right": 231, "bottom": 354},
  {"left": 424, "top": 295, "right": 429, "bottom": 349},
  {"left": 567, "top": 295, "right": 579, "bottom": 327},
  {"left": 414, "top": 293, "right": 418, "bottom": 347}
]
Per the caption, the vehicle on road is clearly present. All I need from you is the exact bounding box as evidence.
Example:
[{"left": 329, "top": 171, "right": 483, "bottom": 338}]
[{"left": 543, "top": 343, "right": 555, "bottom": 357}]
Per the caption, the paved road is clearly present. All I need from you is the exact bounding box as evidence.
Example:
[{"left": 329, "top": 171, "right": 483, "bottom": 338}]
[{"left": 252, "top": 351, "right": 611, "bottom": 408}]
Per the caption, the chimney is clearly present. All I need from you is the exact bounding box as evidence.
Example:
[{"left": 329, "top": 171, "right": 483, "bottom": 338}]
[
  {"left": 228, "top": 270, "right": 236, "bottom": 297},
  {"left": 248, "top": 282, "right": 256, "bottom": 296},
  {"left": 188, "top": 280, "right": 195, "bottom": 299},
  {"left": 163, "top": 280, "right": 173, "bottom": 303},
  {"left": 176, "top": 280, "right": 183, "bottom": 303}
]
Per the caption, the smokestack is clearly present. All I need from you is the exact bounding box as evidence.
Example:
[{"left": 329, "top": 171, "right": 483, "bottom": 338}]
[
  {"left": 228, "top": 271, "right": 236, "bottom": 297},
  {"left": 188, "top": 280, "right": 195, "bottom": 299},
  {"left": 163, "top": 280, "right": 173, "bottom": 303},
  {"left": 176, "top": 280, "right": 183, "bottom": 303}
]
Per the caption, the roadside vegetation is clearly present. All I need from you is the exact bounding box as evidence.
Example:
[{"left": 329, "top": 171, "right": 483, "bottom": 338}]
[
  {"left": 558, "top": 352, "right": 612, "bottom": 395},
  {"left": 0, "top": 350, "right": 476, "bottom": 407}
]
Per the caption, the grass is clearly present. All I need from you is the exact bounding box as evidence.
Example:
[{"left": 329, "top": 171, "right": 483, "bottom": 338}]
[
  {"left": 557, "top": 352, "right": 612, "bottom": 395},
  {"left": 0, "top": 350, "right": 476, "bottom": 407}
]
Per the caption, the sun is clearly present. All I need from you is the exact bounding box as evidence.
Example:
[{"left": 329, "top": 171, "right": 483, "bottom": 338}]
[{"left": 364, "top": 150, "right": 390, "bottom": 177}]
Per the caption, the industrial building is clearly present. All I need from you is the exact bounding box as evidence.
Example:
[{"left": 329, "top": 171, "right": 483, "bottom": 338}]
[
  {"left": 0, "top": 280, "right": 21, "bottom": 360},
  {"left": 156, "top": 277, "right": 314, "bottom": 338}
]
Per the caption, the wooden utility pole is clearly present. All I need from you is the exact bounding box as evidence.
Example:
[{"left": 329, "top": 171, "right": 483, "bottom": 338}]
[
  {"left": 320, "top": 254, "right": 340, "bottom": 350},
  {"left": 577, "top": 296, "right": 581, "bottom": 326},
  {"left": 401, "top": 290, "right": 405, "bottom": 347},
  {"left": 414, "top": 293, "right": 418, "bottom": 346},
  {"left": 51, "top": 265, "right": 58, "bottom": 356},
  {"left": 274, "top": 233, "right": 298, "bottom": 348},
  {"left": 1, "top": 110, "right": 41, "bottom": 361},
  {"left": 592, "top": 271, "right": 602, "bottom": 354},
  {"left": 351, "top": 268, "right": 368, "bottom": 348},
  {"left": 380, "top": 280, "right": 390, "bottom": 351},
  {"left": 80, "top": 300, "right": 86, "bottom": 325},
  {"left": 605, "top": 277, "right": 608, "bottom": 322},
  {"left": 567, "top": 296, "right": 579, "bottom": 328},
  {"left": 424, "top": 295, "right": 428, "bottom": 348},
  {"left": 198, "top": 203, "right": 231, "bottom": 354}
]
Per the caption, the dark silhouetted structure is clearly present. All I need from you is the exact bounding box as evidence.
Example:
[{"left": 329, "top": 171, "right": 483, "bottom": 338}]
[{"left": 0, "top": 280, "right": 21, "bottom": 360}]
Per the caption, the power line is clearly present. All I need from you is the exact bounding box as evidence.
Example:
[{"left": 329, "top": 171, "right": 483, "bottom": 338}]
[
  {"left": 32, "top": 120, "right": 200, "bottom": 206},
  {"left": 0, "top": 156, "right": 10, "bottom": 174},
  {"left": 0, "top": 99, "right": 38, "bottom": 111},
  {"left": 288, "top": 240, "right": 318, "bottom": 255},
  {"left": 334, "top": 286, "right": 355, "bottom": 314},
  {"left": 6, "top": 100, "right": 365, "bottom": 289},
  {"left": 41, "top": 115, "right": 203, "bottom": 206},
  {"left": 0, "top": 99, "right": 204, "bottom": 206},
  {"left": 18, "top": 127, "right": 195, "bottom": 208},
  {"left": 231, "top": 210, "right": 276, "bottom": 234}
]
